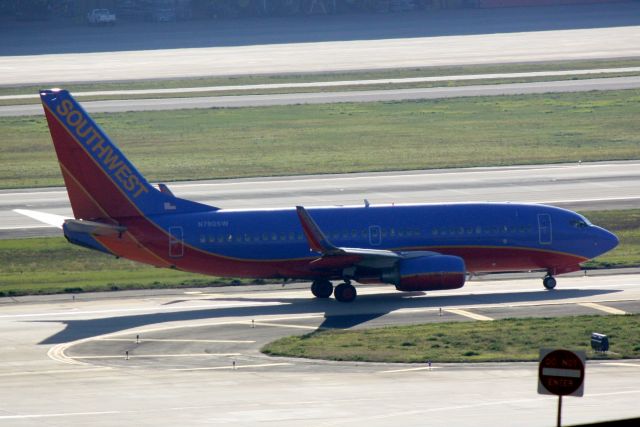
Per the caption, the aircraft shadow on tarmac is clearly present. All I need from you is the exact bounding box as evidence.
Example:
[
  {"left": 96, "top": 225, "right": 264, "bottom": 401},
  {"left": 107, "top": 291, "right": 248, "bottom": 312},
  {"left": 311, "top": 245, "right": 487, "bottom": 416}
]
[{"left": 35, "top": 287, "right": 619, "bottom": 345}]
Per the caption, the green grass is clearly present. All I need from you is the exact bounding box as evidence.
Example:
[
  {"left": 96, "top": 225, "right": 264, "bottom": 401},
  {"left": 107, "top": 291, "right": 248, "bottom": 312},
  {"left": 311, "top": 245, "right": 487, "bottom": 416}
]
[
  {"left": 0, "top": 237, "right": 255, "bottom": 297},
  {"left": 0, "top": 209, "right": 637, "bottom": 297},
  {"left": 2, "top": 89, "right": 640, "bottom": 189},
  {"left": 3, "top": 57, "right": 640, "bottom": 97},
  {"left": 261, "top": 314, "right": 640, "bottom": 362}
]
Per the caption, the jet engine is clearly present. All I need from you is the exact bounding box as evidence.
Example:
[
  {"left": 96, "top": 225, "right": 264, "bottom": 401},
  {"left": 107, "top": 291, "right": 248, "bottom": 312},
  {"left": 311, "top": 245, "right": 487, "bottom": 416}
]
[{"left": 381, "top": 255, "right": 466, "bottom": 291}]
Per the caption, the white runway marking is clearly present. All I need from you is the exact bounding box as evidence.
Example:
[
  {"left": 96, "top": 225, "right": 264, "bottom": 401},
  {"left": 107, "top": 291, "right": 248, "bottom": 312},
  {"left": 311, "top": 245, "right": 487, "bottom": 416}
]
[
  {"left": 96, "top": 338, "right": 256, "bottom": 344},
  {"left": 70, "top": 353, "right": 241, "bottom": 359},
  {"left": 0, "top": 300, "right": 285, "bottom": 319},
  {"left": 0, "top": 367, "right": 110, "bottom": 377},
  {"left": 379, "top": 366, "right": 440, "bottom": 374},
  {"left": 445, "top": 308, "right": 494, "bottom": 321},
  {"left": 253, "top": 321, "right": 318, "bottom": 330},
  {"left": 170, "top": 362, "right": 292, "bottom": 371},
  {"left": 0, "top": 411, "right": 122, "bottom": 420},
  {"left": 600, "top": 362, "right": 640, "bottom": 368},
  {"left": 578, "top": 302, "right": 627, "bottom": 315}
]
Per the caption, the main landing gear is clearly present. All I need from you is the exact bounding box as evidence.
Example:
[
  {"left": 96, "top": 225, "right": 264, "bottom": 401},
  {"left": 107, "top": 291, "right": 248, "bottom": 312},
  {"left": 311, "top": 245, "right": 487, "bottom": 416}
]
[
  {"left": 543, "top": 274, "right": 557, "bottom": 290},
  {"left": 334, "top": 282, "right": 357, "bottom": 303},
  {"left": 311, "top": 279, "right": 333, "bottom": 298},
  {"left": 310, "top": 279, "right": 357, "bottom": 302}
]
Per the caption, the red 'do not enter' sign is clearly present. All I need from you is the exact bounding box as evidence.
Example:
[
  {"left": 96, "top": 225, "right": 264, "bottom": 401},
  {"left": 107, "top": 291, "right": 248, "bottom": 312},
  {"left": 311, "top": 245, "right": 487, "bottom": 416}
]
[{"left": 538, "top": 349, "right": 585, "bottom": 397}]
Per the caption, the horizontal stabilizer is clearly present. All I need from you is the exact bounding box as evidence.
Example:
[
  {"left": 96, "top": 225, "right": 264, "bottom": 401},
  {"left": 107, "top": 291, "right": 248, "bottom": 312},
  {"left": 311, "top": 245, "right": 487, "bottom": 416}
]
[
  {"left": 13, "top": 209, "right": 70, "bottom": 229},
  {"left": 64, "top": 219, "right": 127, "bottom": 236}
]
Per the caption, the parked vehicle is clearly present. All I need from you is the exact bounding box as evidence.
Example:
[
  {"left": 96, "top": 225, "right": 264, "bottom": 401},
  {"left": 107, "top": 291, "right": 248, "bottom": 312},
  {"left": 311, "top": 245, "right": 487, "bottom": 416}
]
[{"left": 87, "top": 9, "right": 116, "bottom": 25}]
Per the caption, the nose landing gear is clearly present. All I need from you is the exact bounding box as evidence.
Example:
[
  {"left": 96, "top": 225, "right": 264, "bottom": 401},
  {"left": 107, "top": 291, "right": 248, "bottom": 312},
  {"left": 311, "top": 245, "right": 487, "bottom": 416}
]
[{"left": 543, "top": 275, "right": 557, "bottom": 290}]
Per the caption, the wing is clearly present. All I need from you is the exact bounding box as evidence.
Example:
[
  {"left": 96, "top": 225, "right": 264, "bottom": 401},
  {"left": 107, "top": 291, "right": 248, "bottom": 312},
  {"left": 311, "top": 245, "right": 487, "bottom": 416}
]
[{"left": 296, "top": 206, "right": 437, "bottom": 272}]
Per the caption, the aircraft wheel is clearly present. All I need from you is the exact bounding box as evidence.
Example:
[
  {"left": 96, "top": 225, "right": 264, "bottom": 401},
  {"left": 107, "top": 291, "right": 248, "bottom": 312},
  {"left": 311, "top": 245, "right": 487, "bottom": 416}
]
[
  {"left": 543, "top": 275, "right": 557, "bottom": 290},
  {"left": 311, "top": 279, "right": 333, "bottom": 298},
  {"left": 334, "top": 282, "right": 357, "bottom": 303}
]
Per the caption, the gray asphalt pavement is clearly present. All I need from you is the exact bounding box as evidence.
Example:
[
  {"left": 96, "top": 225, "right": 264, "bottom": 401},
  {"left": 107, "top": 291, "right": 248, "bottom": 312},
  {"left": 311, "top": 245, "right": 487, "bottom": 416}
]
[
  {"left": 1, "top": 274, "right": 639, "bottom": 426},
  {"left": 2, "top": 23, "right": 639, "bottom": 86}
]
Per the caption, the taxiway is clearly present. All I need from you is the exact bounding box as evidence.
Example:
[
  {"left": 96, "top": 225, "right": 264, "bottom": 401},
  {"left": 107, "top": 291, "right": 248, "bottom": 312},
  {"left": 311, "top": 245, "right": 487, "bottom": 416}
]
[{"left": 1, "top": 273, "right": 639, "bottom": 426}]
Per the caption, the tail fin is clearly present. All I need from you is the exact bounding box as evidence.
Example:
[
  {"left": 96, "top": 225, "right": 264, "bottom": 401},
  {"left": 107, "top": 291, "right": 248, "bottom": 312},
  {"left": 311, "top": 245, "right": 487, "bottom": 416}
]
[{"left": 40, "top": 89, "right": 214, "bottom": 221}]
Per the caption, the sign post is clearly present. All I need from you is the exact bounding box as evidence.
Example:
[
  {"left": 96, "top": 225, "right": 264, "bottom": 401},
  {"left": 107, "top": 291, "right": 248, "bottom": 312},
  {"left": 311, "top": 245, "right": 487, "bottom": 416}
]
[{"left": 538, "top": 349, "right": 586, "bottom": 427}]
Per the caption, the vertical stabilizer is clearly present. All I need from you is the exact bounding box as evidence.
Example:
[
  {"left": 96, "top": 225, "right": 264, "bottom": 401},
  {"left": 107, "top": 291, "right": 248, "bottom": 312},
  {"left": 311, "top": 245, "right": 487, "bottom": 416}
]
[{"left": 40, "top": 89, "right": 214, "bottom": 220}]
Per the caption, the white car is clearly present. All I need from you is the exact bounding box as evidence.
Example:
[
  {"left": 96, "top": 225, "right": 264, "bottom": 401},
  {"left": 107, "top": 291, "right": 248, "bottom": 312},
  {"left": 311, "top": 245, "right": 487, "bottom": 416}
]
[{"left": 87, "top": 9, "right": 116, "bottom": 25}]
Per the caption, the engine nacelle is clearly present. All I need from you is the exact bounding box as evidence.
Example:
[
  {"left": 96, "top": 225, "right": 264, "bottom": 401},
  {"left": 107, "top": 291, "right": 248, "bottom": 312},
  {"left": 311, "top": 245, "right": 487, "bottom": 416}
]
[{"left": 381, "top": 255, "right": 466, "bottom": 291}]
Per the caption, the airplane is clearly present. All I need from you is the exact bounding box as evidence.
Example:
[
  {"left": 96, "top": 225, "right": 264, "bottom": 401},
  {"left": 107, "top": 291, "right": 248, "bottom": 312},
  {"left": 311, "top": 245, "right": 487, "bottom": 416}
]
[{"left": 22, "top": 88, "right": 619, "bottom": 302}]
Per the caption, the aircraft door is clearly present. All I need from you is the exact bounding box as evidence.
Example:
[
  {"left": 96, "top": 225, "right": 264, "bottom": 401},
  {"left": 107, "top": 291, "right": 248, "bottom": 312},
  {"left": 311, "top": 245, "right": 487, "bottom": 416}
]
[
  {"left": 369, "top": 225, "right": 382, "bottom": 246},
  {"left": 169, "top": 226, "right": 184, "bottom": 258},
  {"left": 537, "top": 214, "right": 552, "bottom": 245}
]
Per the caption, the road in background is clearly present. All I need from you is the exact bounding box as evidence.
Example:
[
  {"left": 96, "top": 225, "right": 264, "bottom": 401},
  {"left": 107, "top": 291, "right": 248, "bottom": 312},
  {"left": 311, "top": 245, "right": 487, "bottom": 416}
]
[
  {"left": 3, "top": 25, "right": 639, "bottom": 86},
  {"left": 3, "top": 3, "right": 640, "bottom": 56},
  {"left": 3, "top": 161, "right": 639, "bottom": 239}
]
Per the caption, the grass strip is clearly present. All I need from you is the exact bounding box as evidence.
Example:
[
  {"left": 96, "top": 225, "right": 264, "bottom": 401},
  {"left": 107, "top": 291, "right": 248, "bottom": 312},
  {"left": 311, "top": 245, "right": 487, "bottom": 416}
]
[
  {"left": 0, "top": 237, "right": 258, "bottom": 297},
  {"left": 3, "top": 57, "right": 640, "bottom": 97},
  {"left": 2, "top": 89, "right": 640, "bottom": 189},
  {"left": 3, "top": 71, "right": 639, "bottom": 107},
  {"left": 261, "top": 314, "right": 640, "bottom": 362},
  {"left": 0, "top": 209, "right": 637, "bottom": 297}
]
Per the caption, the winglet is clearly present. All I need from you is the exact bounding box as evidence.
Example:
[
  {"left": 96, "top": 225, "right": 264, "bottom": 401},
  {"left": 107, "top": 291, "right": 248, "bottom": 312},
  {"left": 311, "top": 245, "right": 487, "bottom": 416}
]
[{"left": 296, "top": 206, "right": 339, "bottom": 254}]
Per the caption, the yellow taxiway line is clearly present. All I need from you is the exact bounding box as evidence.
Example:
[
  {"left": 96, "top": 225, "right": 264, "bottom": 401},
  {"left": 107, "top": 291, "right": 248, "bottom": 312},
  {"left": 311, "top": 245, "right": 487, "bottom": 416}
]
[
  {"left": 579, "top": 302, "right": 627, "bottom": 315},
  {"left": 445, "top": 308, "right": 494, "bottom": 321}
]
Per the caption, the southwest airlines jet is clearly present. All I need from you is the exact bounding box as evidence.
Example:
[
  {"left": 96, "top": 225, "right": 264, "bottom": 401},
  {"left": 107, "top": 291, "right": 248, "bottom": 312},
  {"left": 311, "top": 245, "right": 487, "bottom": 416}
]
[{"left": 26, "top": 89, "right": 618, "bottom": 302}]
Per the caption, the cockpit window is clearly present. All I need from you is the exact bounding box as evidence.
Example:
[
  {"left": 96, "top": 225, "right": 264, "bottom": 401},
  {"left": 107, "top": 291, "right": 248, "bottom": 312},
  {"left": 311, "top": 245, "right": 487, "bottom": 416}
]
[{"left": 571, "top": 219, "right": 588, "bottom": 229}]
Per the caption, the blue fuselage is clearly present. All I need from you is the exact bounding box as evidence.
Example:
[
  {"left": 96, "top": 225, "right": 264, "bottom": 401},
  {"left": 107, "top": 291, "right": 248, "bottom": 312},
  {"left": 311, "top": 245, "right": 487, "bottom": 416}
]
[{"left": 137, "top": 202, "right": 617, "bottom": 279}]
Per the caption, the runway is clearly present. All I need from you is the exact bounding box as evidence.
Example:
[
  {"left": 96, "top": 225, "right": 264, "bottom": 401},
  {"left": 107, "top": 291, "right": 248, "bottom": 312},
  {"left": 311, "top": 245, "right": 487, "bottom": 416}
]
[
  {"left": 3, "top": 160, "right": 640, "bottom": 239},
  {"left": 3, "top": 76, "right": 640, "bottom": 117},
  {"left": 1, "top": 273, "right": 639, "bottom": 426}
]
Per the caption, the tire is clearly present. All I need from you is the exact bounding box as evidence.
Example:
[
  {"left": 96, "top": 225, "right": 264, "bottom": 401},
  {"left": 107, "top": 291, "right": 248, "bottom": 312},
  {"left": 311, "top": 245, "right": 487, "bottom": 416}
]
[
  {"left": 543, "top": 276, "right": 557, "bottom": 290},
  {"left": 334, "top": 283, "right": 357, "bottom": 303},
  {"left": 311, "top": 279, "right": 333, "bottom": 298}
]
